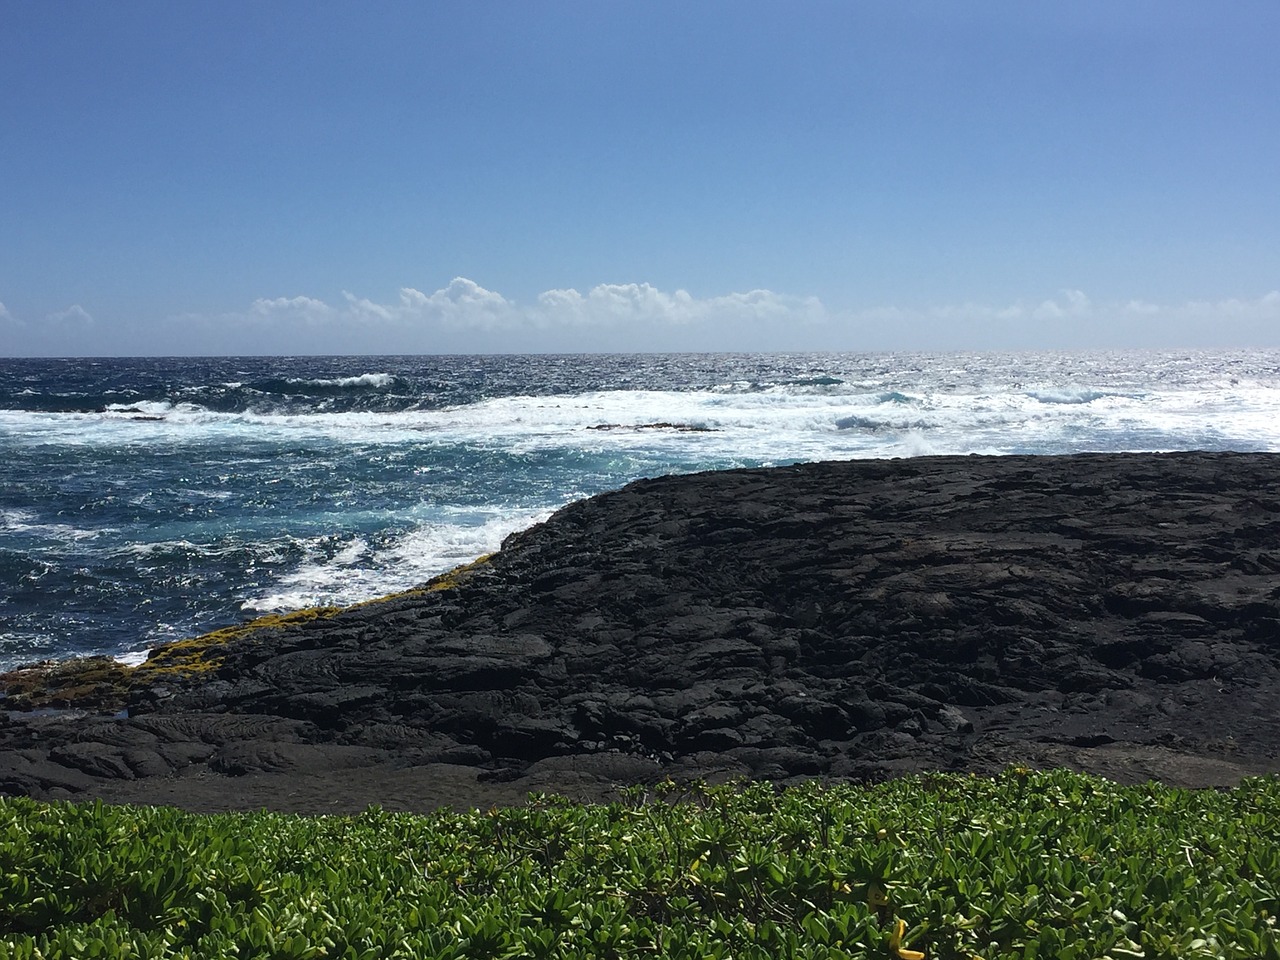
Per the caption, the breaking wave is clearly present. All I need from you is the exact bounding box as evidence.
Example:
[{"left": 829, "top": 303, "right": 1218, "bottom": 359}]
[{"left": 3, "top": 349, "right": 1280, "bottom": 671}]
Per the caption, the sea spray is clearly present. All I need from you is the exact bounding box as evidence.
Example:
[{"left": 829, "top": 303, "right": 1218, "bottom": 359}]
[{"left": 3, "top": 349, "right": 1279, "bottom": 670}]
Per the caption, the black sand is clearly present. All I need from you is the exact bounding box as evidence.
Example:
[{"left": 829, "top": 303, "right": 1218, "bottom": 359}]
[{"left": 3, "top": 452, "right": 1279, "bottom": 812}]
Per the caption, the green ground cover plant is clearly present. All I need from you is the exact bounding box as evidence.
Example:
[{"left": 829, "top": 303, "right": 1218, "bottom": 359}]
[{"left": 2, "top": 769, "right": 1278, "bottom": 959}]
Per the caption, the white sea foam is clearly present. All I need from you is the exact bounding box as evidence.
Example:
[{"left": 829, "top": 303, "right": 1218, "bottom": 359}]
[
  {"left": 285, "top": 372, "right": 398, "bottom": 389},
  {"left": 0, "top": 509, "right": 110, "bottom": 542},
  {"left": 103, "top": 400, "right": 177, "bottom": 416},
  {"left": 7, "top": 350, "right": 1280, "bottom": 670},
  {"left": 0, "top": 508, "right": 37, "bottom": 527},
  {"left": 114, "top": 539, "right": 233, "bottom": 558},
  {"left": 7, "top": 353, "right": 1280, "bottom": 458},
  {"left": 1025, "top": 387, "right": 1116, "bottom": 405},
  {"left": 0, "top": 631, "right": 64, "bottom": 675},
  {"left": 239, "top": 508, "right": 553, "bottom": 613},
  {"left": 417, "top": 383, "right": 1266, "bottom": 462},
  {"left": 5, "top": 383, "right": 1275, "bottom": 462},
  {"left": 0, "top": 405, "right": 242, "bottom": 448}
]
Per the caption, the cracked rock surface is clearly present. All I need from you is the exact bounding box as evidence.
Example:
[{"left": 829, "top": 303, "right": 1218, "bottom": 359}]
[{"left": 3, "top": 452, "right": 1280, "bottom": 812}]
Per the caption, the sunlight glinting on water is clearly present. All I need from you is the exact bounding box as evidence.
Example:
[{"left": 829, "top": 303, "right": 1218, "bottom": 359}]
[{"left": 2, "top": 350, "right": 1279, "bottom": 670}]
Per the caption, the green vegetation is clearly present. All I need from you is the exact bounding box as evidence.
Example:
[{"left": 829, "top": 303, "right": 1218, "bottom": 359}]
[
  {"left": 130, "top": 553, "right": 494, "bottom": 686},
  {"left": 2, "top": 770, "right": 1278, "bottom": 959},
  {"left": 0, "top": 555, "right": 493, "bottom": 712}
]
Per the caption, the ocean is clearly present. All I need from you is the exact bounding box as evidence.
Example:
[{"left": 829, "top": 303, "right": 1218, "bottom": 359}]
[{"left": 3, "top": 350, "right": 1279, "bottom": 673}]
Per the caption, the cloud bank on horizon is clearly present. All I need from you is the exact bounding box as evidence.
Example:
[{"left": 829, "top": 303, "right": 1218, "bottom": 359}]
[
  {"left": 4, "top": 282, "right": 1278, "bottom": 357},
  {"left": 3, "top": 4, "right": 1278, "bottom": 357}
]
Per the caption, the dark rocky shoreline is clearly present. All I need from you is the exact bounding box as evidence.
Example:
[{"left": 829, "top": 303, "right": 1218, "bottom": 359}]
[{"left": 3, "top": 451, "right": 1280, "bottom": 813}]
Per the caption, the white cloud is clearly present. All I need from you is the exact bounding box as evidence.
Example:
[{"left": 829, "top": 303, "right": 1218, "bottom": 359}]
[
  {"left": 1121, "top": 299, "right": 1161, "bottom": 316},
  {"left": 847, "top": 289, "right": 1280, "bottom": 351},
  {"left": 871, "top": 289, "right": 1093, "bottom": 326},
  {"left": 0, "top": 302, "right": 18, "bottom": 352},
  {"left": 392, "top": 277, "right": 520, "bottom": 330},
  {"left": 249, "top": 296, "right": 334, "bottom": 322},
  {"left": 527, "top": 284, "right": 819, "bottom": 332},
  {"left": 1, "top": 303, "right": 103, "bottom": 356},
  {"left": 1179, "top": 290, "right": 1280, "bottom": 319},
  {"left": 1030, "top": 289, "right": 1092, "bottom": 321},
  {"left": 253, "top": 279, "right": 518, "bottom": 333},
  {"left": 205, "top": 283, "right": 1280, "bottom": 353},
  {"left": 531, "top": 282, "right": 821, "bottom": 330},
  {"left": 222, "top": 277, "right": 829, "bottom": 351},
  {"left": 5, "top": 285, "right": 1279, "bottom": 356},
  {"left": 46, "top": 304, "right": 94, "bottom": 328}
]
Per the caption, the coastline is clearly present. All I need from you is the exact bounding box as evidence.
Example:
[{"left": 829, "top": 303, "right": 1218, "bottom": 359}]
[{"left": 3, "top": 451, "right": 1280, "bottom": 812}]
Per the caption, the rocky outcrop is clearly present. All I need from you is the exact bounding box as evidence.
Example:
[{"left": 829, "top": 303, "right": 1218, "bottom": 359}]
[{"left": 3, "top": 452, "right": 1280, "bottom": 812}]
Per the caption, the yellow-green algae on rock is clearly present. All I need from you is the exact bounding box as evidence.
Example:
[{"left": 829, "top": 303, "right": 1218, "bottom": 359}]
[{"left": 0, "top": 554, "right": 493, "bottom": 712}]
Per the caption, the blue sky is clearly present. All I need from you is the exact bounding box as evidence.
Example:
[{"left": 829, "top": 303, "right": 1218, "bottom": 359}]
[{"left": 2, "top": 1, "right": 1278, "bottom": 355}]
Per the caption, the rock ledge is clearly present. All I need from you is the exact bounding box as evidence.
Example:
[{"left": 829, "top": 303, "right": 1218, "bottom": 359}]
[{"left": 3, "top": 452, "right": 1279, "bottom": 812}]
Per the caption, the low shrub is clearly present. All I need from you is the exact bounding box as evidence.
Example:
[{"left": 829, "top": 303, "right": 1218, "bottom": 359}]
[{"left": 2, "top": 769, "right": 1277, "bottom": 958}]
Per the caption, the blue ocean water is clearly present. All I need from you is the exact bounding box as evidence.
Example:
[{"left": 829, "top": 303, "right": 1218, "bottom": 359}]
[{"left": 3, "top": 350, "right": 1279, "bottom": 672}]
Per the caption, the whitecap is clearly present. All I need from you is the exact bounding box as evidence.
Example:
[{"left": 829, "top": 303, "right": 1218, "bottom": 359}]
[
  {"left": 0, "top": 508, "right": 38, "bottom": 527},
  {"left": 103, "top": 400, "right": 176, "bottom": 416},
  {"left": 285, "top": 373, "right": 398, "bottom": 389},
  {"left": 1026, "top": 387, "right": 1113, "bottom": 405},
  {"left": 0, "top": 511, "right": 111, "bottom": 542},
  {"left": 239, "top": 508, "right": 553, "bottom": 614}
]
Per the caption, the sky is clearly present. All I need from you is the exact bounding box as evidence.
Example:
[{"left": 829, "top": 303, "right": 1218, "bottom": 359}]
[{"left": 2, "top": 1, "right": 1278, "bottom": 356}]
